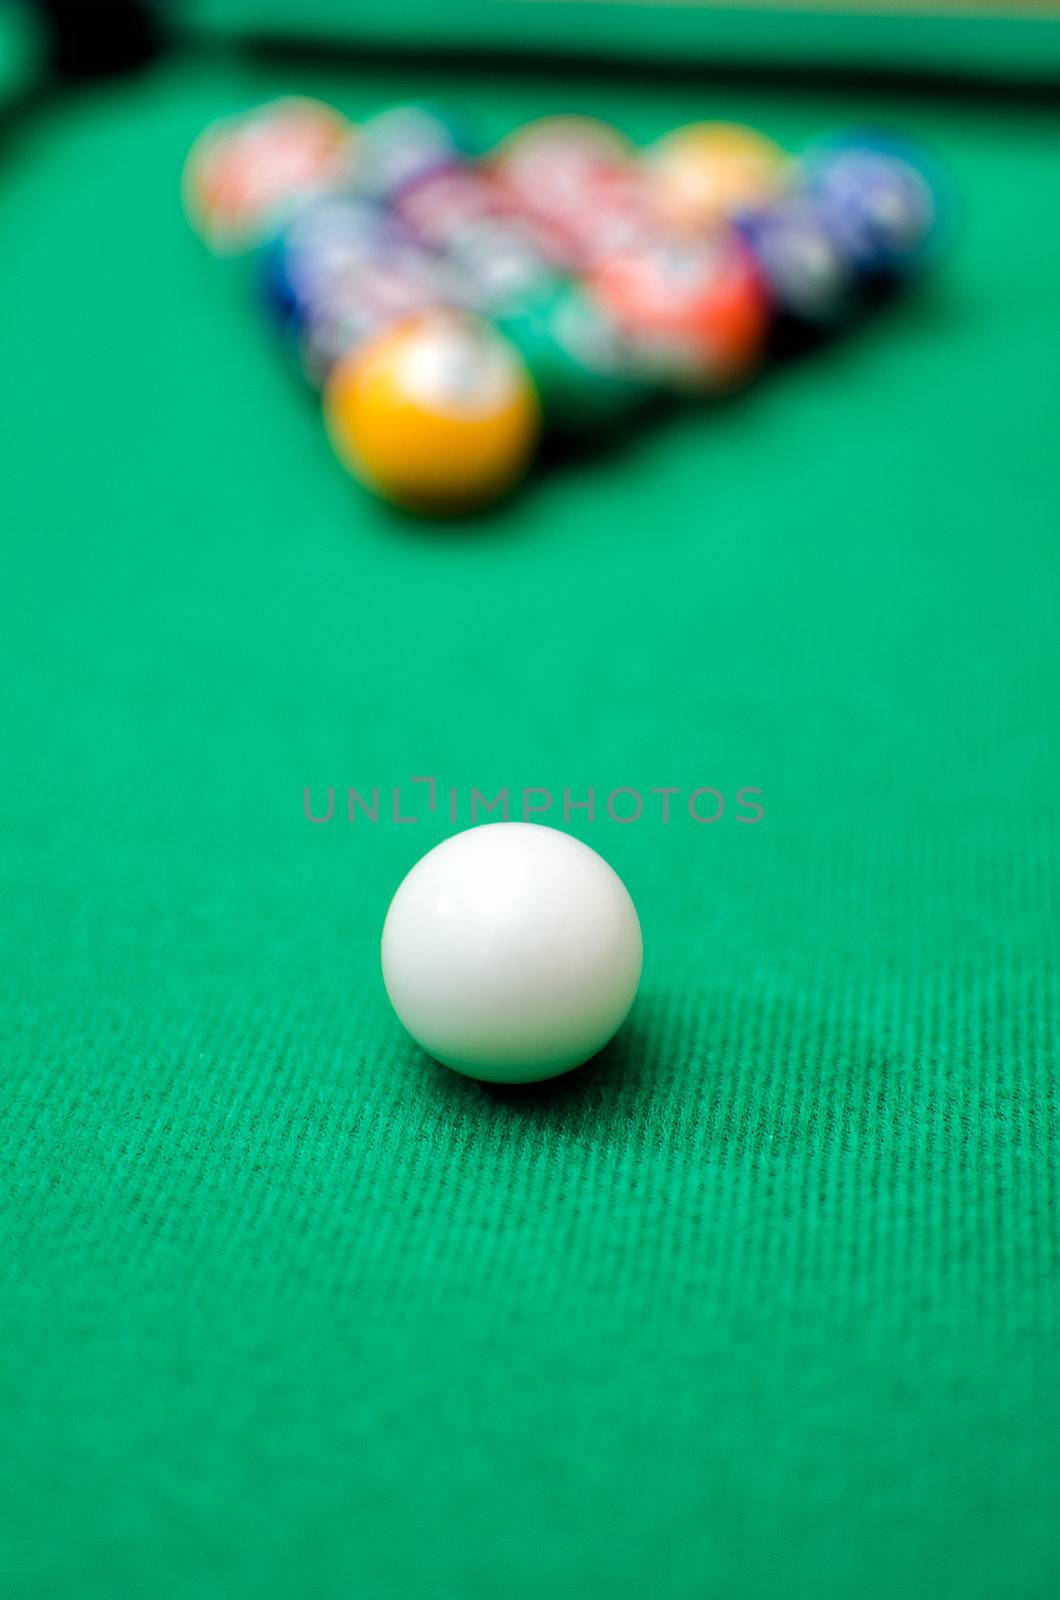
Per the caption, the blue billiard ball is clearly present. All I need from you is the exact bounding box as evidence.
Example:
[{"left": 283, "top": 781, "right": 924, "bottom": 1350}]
[
  {"left": 261, "top": 194, "right": 392, "bottom": 333},
  {"left": 735, "top": 195, "right": 861, "bottom": 329},
  {"left": 799, "top": 130, "right": 950, "bottom": 280}
]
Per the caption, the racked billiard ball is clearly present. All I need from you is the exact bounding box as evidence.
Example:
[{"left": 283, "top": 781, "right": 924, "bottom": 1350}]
[
  {"left": 392, "top": 164, "right": 501, "bottom": 252},
  {"left": 382, "top": 823, "right": 643, "bottom": 1084},
  {"left": 534, "top": 167, "right": 656, "bottom": 276},
  {"left": 442, "top": 213, "right": 559, "bottom": 315},
  {"left": 492, "top": 114, "right": 634, "bottom": 217},
  {"left": 492, "top": 116, "right": 649, "bottom": 276},
  {"left": 182, "top": 97, "right": 354, "bottom": 254},
  {"left": 323, "top": 310, "right": 540, "bottom": 512},
  {"left": 346, "top": 103, "right": 476, "bottom": 205},
  {"left": 261, "top": 194, "right": 393, "bottom": 333},
  {"left": 298, "top": 243, "right": 455, "bottom": 388},
  {"left": 799, "top": 131, "right": 947, "bottom": 280},
  {"left": 495, "top": 280, "right": 652, "bottom": 435},
  {"left": 644, "top": 121, "right": 790, "bottom": 230},
  {"left": 735, "top": 195, "right": 861, "bottom": 329},
  {"left": 590, "top": 227, "right": 770, "bottom": 393}
]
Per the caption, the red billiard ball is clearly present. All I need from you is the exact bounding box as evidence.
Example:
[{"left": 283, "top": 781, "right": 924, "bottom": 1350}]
[
  {"left": 590, "top": 227, "right": 770, "bottom": 392},
  {"left": 183, "top": 97, "right": 354, "bottom": 254}
]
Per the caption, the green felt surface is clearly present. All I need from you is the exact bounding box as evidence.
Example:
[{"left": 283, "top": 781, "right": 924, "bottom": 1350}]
[{"left": 3, "top": 26, "right": 1060, "bottom": 1600}]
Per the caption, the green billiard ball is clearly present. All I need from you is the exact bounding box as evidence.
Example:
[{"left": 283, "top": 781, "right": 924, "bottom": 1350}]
[{"left": 494, "top": 280, "right": 653, "bottom": 437}]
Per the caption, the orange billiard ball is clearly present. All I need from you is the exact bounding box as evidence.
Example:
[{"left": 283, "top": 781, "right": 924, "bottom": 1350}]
[{"left": 323, "top": 311, "right": 541, "bottom": 514}]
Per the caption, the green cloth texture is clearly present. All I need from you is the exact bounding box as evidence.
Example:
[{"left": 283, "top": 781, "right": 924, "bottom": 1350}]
[{"left": 2, "top": 25, "right": 1059, "bottom": 1600}]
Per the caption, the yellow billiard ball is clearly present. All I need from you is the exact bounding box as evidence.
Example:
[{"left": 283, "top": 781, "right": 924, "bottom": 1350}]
[
  {"left": 323, "top": 311, "right": 541, "bottom": 514},
  {"left": 645, "top": 122, "right": 790, "bottom": 231}
]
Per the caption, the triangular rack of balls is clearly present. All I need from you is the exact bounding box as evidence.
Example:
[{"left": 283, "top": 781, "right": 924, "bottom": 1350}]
[{"left": 184, "top": 99, "right": 949, "bottom": 515}]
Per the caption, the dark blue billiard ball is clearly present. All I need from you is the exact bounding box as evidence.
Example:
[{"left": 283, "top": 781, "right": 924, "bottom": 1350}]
[
  {"left": 735, "top": 194, "right": 861, "bottom": 329},
  {"left": 799, "top": 131, "right": 949, "bottom": 280}
]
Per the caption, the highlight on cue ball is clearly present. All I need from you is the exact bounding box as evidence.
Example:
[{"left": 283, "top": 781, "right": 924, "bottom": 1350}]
[{"left": 381, "top": 823, "right": 643, "bottom": 1085}]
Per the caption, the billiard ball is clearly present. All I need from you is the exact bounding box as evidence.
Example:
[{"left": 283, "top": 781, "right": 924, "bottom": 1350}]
[
  {"left": 182, "top": 97, "right": 354, "bottom": 254},
  {"left": 381, "top": 823, "right": 643, "bottom": 1084},
  {"left": 323, "top": 310, "right": 541, "bottom": 512},
  {"left": 442, "top": 214, "right": 559, "bottom": 315},
  {"left": 495, "top": 280, "right": 652, "bottom": 435},
  {"left": 298, "top": 244, "right": 453, "bottom": 388},
  {"left": 347, "top": 103, "right": 475, "bottom": 205},
  {"left": 534, "top": 167, "right": 657, "bottom": 275},
  {"left": 262, "top": 194, "right": 392, "bottom": 332},
  {"left": 492, "top": 119, "right": 653, "bottom": 276},
  {"left": 491, "top": 116, "right": 641, "bottom": 266},
  {"left": 393, "top": 164, "right": 501, "bottom": 252},
  {"left": 799, "top": 131, "right": 946, "bottom": 279},
  {"left": 644, "top": 121, "right": 790, "bottom": 230},
  {"left": 299, "top": 281, "right": 389, "bottom": 389},
  {"left": 590, "top": 228, "right": 770, "bottom": 392},
  {"left": 492, "top": 115, "right": 634, "bottom": 215},
  {"left": 735, "top": 195, "right": 861, "bottom": 328}
]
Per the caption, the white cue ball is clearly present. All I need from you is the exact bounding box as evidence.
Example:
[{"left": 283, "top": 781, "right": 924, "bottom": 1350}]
[{"left": 381, "top": 823, "right": 643, "bottom": 1084}]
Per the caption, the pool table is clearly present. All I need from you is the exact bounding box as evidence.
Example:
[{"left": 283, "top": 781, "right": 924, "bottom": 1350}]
[{"left": 3, "top": 5, "right": 1059, "bottom": 1598}]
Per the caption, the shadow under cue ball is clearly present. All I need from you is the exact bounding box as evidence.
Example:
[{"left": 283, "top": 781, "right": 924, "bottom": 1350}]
[{"left": 381, "top": 823, "right": 643, "bottom": 1084}]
